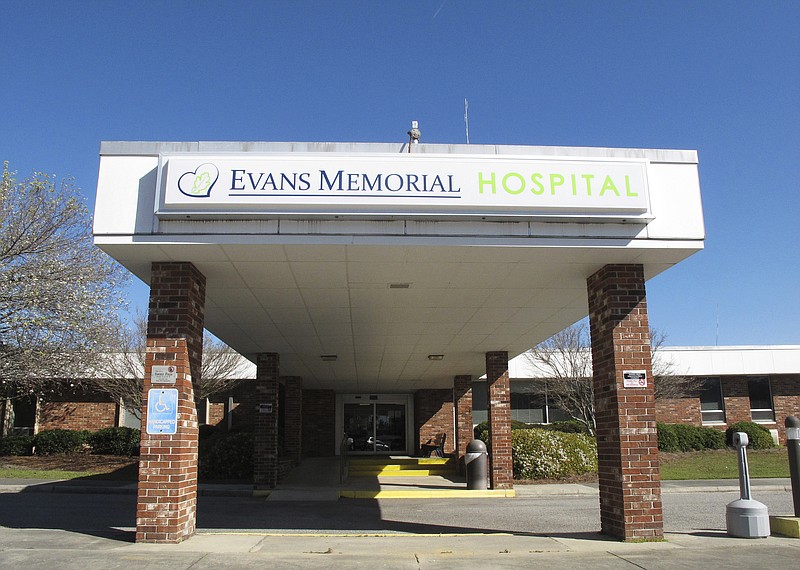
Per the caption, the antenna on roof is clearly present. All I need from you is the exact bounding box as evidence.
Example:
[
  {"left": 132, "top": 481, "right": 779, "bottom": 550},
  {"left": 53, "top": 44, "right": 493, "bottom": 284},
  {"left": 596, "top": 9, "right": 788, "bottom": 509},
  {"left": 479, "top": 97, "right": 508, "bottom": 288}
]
[
  {"left": 407, "top": 120, "right": 421, "bottom": 153},
  {"left": 464, "top": 99, "right": 470, "bottom": 144}
]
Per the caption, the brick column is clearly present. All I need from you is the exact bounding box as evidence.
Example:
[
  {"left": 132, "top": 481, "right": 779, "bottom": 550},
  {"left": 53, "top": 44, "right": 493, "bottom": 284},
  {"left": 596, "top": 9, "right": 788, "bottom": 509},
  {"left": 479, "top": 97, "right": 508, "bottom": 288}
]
[
  {"left": 254, "top": 353, "right": 280, "bottom": 488},
  {"left": 137, "top": 262, "right": 205, "bottom": 544},
  {"left": 283, "top": 376, "right": 303, "bottom": 464},
  {"left": 587, "top": 264, "right": 663, "bottom": 541},
  {"left": 453, "top": 375, "right": 473, "bottom": 476},
  {"left": 486, "top": 352, "right": 513, "bottom": 490}
]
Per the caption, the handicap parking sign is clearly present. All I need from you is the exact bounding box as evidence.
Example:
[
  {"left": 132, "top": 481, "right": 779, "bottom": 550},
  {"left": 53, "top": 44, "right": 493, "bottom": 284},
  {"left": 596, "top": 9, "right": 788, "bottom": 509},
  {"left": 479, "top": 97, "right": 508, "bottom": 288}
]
[{"left": 146, "top": 388, "right": 179, "bottom": 435}]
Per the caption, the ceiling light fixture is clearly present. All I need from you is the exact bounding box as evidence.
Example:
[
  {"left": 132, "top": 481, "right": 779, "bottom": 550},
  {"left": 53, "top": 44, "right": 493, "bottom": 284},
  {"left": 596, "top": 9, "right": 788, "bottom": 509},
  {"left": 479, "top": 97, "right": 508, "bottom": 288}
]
[
  {"left": 320, "top": 355, "right": 338, "bottom": 362},
  {"left": 427, "top": 354, "right": 444, "bottom": 361},
  {"left": 388, "top": 283, "right": 411, "bottom": 289}
]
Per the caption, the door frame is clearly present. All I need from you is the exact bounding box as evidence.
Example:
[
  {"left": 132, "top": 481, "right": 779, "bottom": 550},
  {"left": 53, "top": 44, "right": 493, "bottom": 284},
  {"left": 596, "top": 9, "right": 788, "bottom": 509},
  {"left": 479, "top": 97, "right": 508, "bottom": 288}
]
[{"left": 335, "top": 393, "right": 414, "bottom": 455}]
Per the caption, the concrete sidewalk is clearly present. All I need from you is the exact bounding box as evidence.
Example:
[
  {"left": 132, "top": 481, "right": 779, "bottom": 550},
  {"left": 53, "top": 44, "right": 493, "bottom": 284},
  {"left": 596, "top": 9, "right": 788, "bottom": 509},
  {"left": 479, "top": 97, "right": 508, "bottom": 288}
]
[
  {"left": 1, "top": 526, "right": 799, "bottom": 569},
  {"left": 1, "top": 465, "right": 798, "bottom": 568}
]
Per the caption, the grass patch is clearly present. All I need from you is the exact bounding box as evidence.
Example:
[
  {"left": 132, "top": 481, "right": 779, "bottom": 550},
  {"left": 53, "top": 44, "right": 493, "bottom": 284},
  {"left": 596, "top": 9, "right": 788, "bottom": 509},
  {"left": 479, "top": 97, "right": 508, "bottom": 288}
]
[
  {"left": 660, "top": 448, "right": 790, "bottom": 480},
  {"left": 0, "top": 467, "right": 92, "bottom": 479}
]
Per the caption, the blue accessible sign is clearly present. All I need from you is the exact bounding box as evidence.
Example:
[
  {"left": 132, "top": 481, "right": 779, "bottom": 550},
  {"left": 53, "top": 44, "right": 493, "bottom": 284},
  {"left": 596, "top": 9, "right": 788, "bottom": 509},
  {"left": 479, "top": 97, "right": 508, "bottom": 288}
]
[{"left": 146, "top": 388, "right": 179, "bottom": 435}]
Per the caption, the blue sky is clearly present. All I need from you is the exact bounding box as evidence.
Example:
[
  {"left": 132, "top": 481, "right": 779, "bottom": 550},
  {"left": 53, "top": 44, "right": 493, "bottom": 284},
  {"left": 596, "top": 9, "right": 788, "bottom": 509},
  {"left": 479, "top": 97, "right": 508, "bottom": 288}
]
[{"left": 2, "top": 1, "right": 798, "bottom": 347}]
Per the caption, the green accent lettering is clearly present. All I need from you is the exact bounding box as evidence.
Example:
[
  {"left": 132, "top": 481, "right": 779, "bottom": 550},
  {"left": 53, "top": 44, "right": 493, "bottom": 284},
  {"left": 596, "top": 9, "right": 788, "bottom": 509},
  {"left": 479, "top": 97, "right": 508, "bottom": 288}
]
[
  {"left": 625, "top": 175, "right": 638, "bottom": 196},
  {"left": 502, "top": 172, "right": 525, "bottom": 194},
  {"left": 549, "top": 173, "right": 564, "bottom": 194},
  {"left": 600, "top": 175, "right": 620, "bottom": 196},
  {"left": 478, "top": 172, "right": 496, "bottom": 194},
  {"left": 581, "top": 174, "right": 594, "bottom": 196},
  {"left": 571, "top": 174, "right": 577, "bottom": 196},
  {"left": 530, "top": 173, "right": 545, "bottom": 195}
]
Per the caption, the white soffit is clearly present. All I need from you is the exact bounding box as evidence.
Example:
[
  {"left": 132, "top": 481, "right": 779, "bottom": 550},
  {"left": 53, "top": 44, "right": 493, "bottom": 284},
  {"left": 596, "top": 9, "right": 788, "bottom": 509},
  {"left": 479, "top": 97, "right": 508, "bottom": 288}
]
[{"left": 94, "top": 141, "right": 705, "bottom": 391}]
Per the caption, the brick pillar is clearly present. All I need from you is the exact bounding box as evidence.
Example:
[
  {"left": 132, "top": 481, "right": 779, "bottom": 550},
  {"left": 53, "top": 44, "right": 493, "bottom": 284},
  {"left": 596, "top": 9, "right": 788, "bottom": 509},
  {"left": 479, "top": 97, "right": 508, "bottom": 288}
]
[
  {"left": 254, "top": 353, "right": 280, "bottom": 488},
  {"left": 486, "top": 352, "right": 513, "bottom": 490},
  {"left": 453, "top": 375, "right": 473, "bottom": 476},
  {"left": 137, "top": 262, "right": 205, "bottom": 544},
  {"left": 587, "top": 264, "right": 663, "bottom": 541},
  {"left": 283, "top": 376, "right": 303, "bottom": 464}
]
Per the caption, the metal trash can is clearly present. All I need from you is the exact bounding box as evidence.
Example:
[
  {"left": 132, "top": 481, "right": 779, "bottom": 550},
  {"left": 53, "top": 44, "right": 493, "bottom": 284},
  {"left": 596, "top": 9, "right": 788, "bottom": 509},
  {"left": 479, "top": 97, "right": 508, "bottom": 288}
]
[{"left": 465, "top": 439, "right": 488, "bottom": 490}]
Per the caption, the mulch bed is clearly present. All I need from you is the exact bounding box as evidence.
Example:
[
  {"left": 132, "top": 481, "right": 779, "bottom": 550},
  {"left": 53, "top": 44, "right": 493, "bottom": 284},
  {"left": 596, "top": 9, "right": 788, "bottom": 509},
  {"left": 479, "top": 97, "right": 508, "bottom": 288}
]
[{"left": 0, "top": 454, "right": 138, "bottom": 474}]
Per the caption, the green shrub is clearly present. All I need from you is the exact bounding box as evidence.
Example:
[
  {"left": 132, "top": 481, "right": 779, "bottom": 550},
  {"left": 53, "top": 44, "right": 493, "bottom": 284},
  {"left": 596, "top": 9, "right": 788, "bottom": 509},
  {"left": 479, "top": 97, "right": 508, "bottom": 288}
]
[
  {"left": 726, "top": 422, "right": 775, "bottom": 450},
  {"left": 657, "top": 423, "right": 726, "bottom": 452},
  {"left": 511, "top": 429, "right": 597, "bottom": 480},
  {"left": 700, "top": 427, "right": 727, "bottom": 450},
  {"left": 474, "top": 419, "right": 548, "bottom": 443},
  {"left": 87, "top": 427, "right": 140, "bottom": 456},
  {"left": 198, "top": 431, "right": 254, "bottom": 480},
  {"left": 0, "top": 435, "right": 35, "bottom": 456},
  {"left": 33, "top": 429, "right": 88, "bottom": 455},
  {"left": 541, "top": 421, "right": 592, "bottom": 436}
]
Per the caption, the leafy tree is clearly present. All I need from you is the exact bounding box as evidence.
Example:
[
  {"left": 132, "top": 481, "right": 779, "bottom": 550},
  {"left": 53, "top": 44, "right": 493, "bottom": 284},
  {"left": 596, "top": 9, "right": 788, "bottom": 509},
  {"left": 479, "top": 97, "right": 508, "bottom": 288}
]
[
  {"left": 0, "top": 162, "right": 128, "bottom": 400},
  {"left": 523, "top": 320, "right": 691, "bottom": 434}
]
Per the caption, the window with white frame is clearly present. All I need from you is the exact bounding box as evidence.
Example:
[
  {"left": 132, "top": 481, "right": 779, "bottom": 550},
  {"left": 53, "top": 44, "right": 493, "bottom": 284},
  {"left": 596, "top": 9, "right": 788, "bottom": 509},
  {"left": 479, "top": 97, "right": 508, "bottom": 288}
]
[
  {"left": 747, "top": 376, "right": 775, "bottom": 422},
  {"left": 699, "top": 377, "right": 725, "bottom": 424}
]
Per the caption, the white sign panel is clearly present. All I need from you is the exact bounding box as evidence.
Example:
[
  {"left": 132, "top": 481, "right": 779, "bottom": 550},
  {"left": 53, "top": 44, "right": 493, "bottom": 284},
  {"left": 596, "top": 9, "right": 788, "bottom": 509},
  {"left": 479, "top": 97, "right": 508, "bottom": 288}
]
[
  {"left": 623, "top": 370, "right": 648, "bottom": 388},
  {"left": 156, "top": 153, "right": 651, "bottom": 220},
  {"left": 151, "top": 365, "right": 177, "bottom": 385}
]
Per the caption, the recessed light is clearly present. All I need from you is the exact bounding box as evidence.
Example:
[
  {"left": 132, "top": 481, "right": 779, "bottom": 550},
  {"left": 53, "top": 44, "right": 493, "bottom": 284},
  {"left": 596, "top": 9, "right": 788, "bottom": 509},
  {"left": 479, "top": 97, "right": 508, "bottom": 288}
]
[
  {"left": 388, "top": 283, "right": 411, "bottom": 289},
  {"left": 321, "top": 355, "right": 338, "bottom": 362},
  {"left": 427, "top": 354, "right": 444, "bottom": 361}
]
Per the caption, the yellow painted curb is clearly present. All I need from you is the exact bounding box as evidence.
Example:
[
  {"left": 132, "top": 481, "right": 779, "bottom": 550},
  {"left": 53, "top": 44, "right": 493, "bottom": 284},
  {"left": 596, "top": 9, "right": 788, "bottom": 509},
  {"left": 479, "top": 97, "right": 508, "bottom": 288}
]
[
  {"left": 349, "top": 469, "right": 455, "bottom": 477},
  {"left": 769, "top": 516, "right": 800, "bottom": 538},
  {"left": 339, "top": 489, "right": 515, "bottom": 499}
]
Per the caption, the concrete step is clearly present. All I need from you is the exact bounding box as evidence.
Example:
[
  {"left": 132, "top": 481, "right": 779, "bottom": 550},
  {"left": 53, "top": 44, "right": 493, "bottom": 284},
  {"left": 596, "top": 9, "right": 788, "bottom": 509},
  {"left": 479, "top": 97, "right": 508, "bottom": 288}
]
[
  {"left": 348, "top": 456, "right": 456, "bottom": 477},
  {"left": 348, "top": 456, "right": 454, "bottom": 467},
  {"left": 349, "top": 468, "right": 455, "bottom": 477}
]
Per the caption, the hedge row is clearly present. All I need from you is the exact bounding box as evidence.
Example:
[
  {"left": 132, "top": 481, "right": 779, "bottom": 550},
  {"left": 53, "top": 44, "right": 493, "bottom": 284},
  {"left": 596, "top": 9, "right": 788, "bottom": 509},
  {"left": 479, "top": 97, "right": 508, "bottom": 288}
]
[
  {"left": 724, "top": 421, "right": 776, "bottom": 450},
  {"left": 473, "top": 419, "right": 776, "bottom": 480},
  {"left": 0, "top": 427, "right": 140, "bottom": 457},
  {"left": 656, "top": 423, "right": 726, "bottom": 452},
  {"left": 656, "top": 421, "right": 775, "bottom": 452}
]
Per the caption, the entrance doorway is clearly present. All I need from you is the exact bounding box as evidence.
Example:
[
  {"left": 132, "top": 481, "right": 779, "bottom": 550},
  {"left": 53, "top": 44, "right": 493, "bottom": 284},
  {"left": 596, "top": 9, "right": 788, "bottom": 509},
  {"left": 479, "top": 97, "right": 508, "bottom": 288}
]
[{"left": 337, "top": 394, "right": 413, "bottom": 455}]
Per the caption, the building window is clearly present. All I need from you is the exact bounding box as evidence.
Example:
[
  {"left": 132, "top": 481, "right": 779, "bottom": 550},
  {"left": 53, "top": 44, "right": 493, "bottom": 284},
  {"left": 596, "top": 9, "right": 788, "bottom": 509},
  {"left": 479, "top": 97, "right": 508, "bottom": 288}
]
[
  {"left": 747, "top": 377, "right": 775, "bottom": 423},
  {"left": 699, "top": 377, "right": 725, "bottom": 424}
]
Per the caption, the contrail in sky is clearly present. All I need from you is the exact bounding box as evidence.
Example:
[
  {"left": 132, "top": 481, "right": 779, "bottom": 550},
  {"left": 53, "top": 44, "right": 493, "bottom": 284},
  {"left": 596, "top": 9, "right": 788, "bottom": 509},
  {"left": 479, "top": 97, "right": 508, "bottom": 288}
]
[{"left": 433, "top": 0, "right": 448, "bottom": 19}]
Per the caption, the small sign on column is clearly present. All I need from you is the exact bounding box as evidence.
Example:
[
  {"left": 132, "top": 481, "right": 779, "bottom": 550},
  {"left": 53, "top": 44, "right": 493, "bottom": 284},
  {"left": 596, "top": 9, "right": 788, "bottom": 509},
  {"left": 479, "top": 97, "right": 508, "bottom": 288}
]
[{"left": 623, "top": 370, "right": 647, "bottom": 388}]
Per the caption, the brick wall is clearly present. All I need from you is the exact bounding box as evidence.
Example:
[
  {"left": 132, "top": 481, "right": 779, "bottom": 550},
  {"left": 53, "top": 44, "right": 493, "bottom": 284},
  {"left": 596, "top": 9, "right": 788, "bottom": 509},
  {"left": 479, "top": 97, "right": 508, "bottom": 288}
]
[
  {"left": 137, "top": 338, "right": 199, "bottom": 544},
  {"left": 656, "top": 374, "right": 800, "bottom": 444},
  {"left": 722, "top": 377, "right": 751, "bottom": 425},
  {"left": 772, "top": 375, "right": 800, "bottom": 443},
  {"left": 656, "top": 398, "right": 701, "bottom": 425},
  {"left": 253, "top": 353, "right": 279, "bottom": 488},
  {"left": 486, "top": 352, "right": 513, "bottom": 490},
  {"left": 587, "top": 264, "right": 663, "bottom": 541},
  {"left": 137, "top": 261, "right": 205, "bottom": 544},
  {"left": 38, "top": 401, "right": 118, "bottom": 432},
  {"left": 206, "top": 400, "right": 226, "bottom": 426},
  {"left": 283, "top": 377, "right": 302, "bottom": 463},
  {"left": 414, "top": 389, "right": 455, "bottom": 455},
  {"left": 302, "top": 389, "right": 335, "bottom": 457},
  {"left": 453, "top": 375, "right": 473, "bottom": 475}
]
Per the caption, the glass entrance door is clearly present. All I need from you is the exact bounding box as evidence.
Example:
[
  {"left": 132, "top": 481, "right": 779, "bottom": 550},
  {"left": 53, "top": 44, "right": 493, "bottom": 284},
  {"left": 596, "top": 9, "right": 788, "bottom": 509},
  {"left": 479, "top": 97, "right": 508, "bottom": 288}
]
[{"left": 343, "top": 401, "right": 406, "bottom": 454}]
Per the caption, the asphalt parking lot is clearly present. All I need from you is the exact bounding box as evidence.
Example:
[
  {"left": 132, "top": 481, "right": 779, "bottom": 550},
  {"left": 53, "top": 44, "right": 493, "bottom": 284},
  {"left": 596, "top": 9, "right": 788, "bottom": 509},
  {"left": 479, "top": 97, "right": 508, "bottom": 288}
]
[{"left": 1, "top": 480, "right": 798, "bottom": 568}]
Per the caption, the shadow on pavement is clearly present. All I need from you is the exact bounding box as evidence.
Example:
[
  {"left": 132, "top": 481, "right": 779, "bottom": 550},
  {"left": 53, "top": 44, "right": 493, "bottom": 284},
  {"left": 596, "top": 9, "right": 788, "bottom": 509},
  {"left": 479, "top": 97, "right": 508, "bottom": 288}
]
[{"left": 0, "top": 489, "right": 611, "bottom": 544}]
